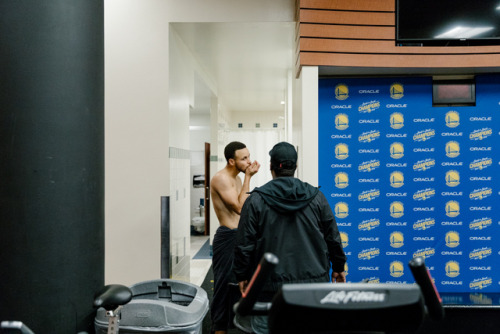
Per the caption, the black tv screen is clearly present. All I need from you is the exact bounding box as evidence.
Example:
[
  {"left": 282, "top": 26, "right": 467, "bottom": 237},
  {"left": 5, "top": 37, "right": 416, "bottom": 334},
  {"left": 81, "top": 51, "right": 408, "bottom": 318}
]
[
  {"left": 396, "top": 0, "right": 500, "bottom": 46},
  {"left": 432, "top": 80, "right": 476, "bottom": 106}
]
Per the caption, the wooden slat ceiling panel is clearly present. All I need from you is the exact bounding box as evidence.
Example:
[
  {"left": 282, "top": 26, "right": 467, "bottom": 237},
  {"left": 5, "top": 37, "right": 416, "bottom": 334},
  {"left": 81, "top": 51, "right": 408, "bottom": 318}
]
[
  {"left": 301, "top": 38, "right": 500, "bottom": 54},
  {"left": 300, "top": 9, "right": 394, "bottom": 26},
  {"left": 299, "top": 0, "right": 394, "bottom": 12},
  {"left": 300, "top": 23, "right": 394, "bottom": 40},
  {"left": 296, "top": 0, "right": 500, "bottom": 74},
  {"left": 300, "top": 52, "right": 500, "bottom": 68}
]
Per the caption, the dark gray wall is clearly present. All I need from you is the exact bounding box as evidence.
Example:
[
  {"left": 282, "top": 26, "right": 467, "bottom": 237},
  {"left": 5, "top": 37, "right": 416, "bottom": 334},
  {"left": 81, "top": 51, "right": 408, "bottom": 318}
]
[{"left": 0, "top": 1, "right": 104, "bottom": 332}]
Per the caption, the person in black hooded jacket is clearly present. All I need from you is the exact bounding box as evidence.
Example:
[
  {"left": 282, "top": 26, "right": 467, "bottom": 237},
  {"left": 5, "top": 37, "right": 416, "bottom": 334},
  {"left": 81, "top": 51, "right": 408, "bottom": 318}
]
[{"left": 233, "top": 141, "right": 347, "bottom": 334}]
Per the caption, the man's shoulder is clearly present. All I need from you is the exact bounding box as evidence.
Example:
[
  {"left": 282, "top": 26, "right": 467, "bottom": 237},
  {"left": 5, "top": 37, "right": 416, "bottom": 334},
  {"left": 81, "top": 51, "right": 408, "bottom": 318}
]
[
  {"left": 315, "top": 190, "right": 329, "bottom": 203},
  {"left": 247, "top": 190, "right": 264, "bottom": 200},
  {"left": 211, "top": 169, "right": 241, "bottom": 190},
  {"left": 211, "top": 169, "right": 230, "bottom": 184},
  {"left": 211, "top": 169, "right": 224, "bottom": 181},
  {"left": 307, "top": 189, "right": 330, "bottom": 209}
]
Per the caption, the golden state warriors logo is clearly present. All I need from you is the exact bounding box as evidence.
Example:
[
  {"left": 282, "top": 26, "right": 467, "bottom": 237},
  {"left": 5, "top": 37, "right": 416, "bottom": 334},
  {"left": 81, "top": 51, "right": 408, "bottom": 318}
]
[
  {"left": 390, "top": 142, "right": 404, "bottom": 159},
  {"left": 445, "top": 141, "right": 460, "bottom": 158},
  {"left": 340, "top": 232, "right": 349, "bottom": 248},
  {"left": 390, "top": 112, "right": 404, "bottom": 129},
  {"left": 445, "top": 200, "right": 460, "bottom": 218},
  {"left": 470, "top": 128, "right": 492, "bottom": 141},
  {"left": 470, "top": 278, "right": 492, "bottom": 290},
  {"left": 335, "top": 143, "right": 349, "bottom": 160},
  {"left": 390, "top": 201, "right": 404, "bottom": 218},
  {"left": 335, "top": 202, "right": 349, "bottom": 219},
  {"left": 358, "top": 130, "right": 380, "bottom": 143},
  {"left": 470, "top": 247, "right": 492, "bottom": 260},
  {"left": 413, "top": 247, "right": 435, "bottom": 259},
  {"left": 413, "top": 159, "right": 435, "bottom": 171},
  {"left": 390, "top": 261, "right": 404, "bottom": 277},
  {"left": 365, "top": 277, "right": 380, "bottom": 283},
  {"left": 344, "top": 263, "right": 349, "bottom": 276},
  {"left": 445, "top": 261, "right": 460, "bottom": 278},
  {"left": 358, "top": 100, "right": 380, "bottom": 113},
  {"left": 358, "top": 219, "right": 380, "bottom": 231},
  {"left": 445, "top": 111, "right": 460, "bottom": 128},
  {"left": 358, "top": 160, "right": 380, "bottom": 172},
  {"left": 445, "top": 170, "right": 460, "bottom": 187},
  {"left": 470, "top": 158, "right": 492, "bottom": 171},
  {"left": 413, "top": 218, "right": 435, "bottom": 231},
  {"left": 335, "top": 172, "right": 349, "bottom": 189},
  {"left": 413, "top": 188, "right": 436, "bottom": 201},
  {"left": 335, "top": 113, "right": 349, "bottom": 130},
  {"left": 390, "top": 171, "right": 404, "bottom": 188},
  {"left": 413, "top": 129, "right": 435, "bottom": 142},
  {"left": 390, "top": 232, "right": 404, "bottom": 248},
  {"left": 470, "top": 218, "right": 492, "bottom": 230},
  {"left": 358, "top": 248, "right": 380, "bottom": 260},
  {"left": 445, "top": 231, "right": 460, "bottom": 248},
  {"left": 390, "top": 83, "right": 404, "bottom": 99},
  {"left": 358, "top": 189, "right": 380, "bottom": 202},
  {"left": 335, "top": 83, "right": 349, "bottom": 100},
  {"left": 469, "top": 187, "right": 492, "bottom": 200}
]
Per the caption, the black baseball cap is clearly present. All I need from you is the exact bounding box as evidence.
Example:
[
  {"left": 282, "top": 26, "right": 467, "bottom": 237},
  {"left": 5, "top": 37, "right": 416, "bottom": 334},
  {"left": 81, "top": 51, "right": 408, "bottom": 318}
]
[{"left": 269, "top": 142, "right": 297, "bottom": 169}]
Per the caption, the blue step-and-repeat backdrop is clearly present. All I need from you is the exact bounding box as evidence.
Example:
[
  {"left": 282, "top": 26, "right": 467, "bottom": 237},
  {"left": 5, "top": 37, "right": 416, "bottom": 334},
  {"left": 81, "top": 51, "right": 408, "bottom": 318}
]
[{"left": 319, "top": 75, "right": 500, "bottom": 292}]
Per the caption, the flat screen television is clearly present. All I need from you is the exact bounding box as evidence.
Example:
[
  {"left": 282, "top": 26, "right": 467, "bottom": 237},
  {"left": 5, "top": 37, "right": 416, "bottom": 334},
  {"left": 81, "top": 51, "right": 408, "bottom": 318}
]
[
  {"left": 396, "top": 0, "right": 500, "bottom": 46},
  {"left": 432, "top": 79, "right": 476, "bottom": 106}
]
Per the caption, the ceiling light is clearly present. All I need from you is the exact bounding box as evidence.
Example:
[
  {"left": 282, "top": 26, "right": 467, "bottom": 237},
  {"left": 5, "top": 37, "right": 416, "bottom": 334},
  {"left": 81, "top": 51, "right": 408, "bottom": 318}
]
[
  {"left": 435, "top": 26, "right": 494, "bottom": 39},
  {"left": 280, "top": 101, "right": 285, "bottom": 105}
]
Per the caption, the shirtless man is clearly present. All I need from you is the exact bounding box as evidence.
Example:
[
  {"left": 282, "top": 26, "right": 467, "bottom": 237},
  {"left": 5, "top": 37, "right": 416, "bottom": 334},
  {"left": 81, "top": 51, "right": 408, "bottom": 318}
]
[{"left": 209, "top": 141, "right": 260, "bottom": 334}]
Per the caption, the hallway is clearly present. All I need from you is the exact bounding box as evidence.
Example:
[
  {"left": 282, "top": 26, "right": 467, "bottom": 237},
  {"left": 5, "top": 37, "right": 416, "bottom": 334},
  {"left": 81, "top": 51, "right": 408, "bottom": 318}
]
[{"left": 190, "top": 235, "right": 212, "bottom": 286}]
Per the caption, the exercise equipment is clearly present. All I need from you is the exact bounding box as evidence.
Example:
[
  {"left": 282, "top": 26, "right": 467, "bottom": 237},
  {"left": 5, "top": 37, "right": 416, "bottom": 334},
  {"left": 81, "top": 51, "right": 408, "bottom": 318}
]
[
  {"left": 1, "top": 285, "right": 132, "bottom": 334},
  {"left": 93, "top": 285, "right": 133, "bottom": 334},
  {"left": 234, "top": 254, "right": 444, "bottom": 334},
  {"left": 94, "top": 279, "right": 209, "bottom": 334},
  {"left": 3, "top": 278, "right": 209, "bottom": 334}
]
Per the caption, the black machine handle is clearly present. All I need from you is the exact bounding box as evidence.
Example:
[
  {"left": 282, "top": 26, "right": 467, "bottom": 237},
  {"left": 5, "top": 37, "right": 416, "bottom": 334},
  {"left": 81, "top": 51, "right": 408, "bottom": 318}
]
[
  {"left": 408, "top": 257, "right": 445, "bottom": 321},
  {"left": 0, "top": 321, "right": 35, "bottom": 334},
  {"left": 93, "top": 284, "right": 133, "bottom": 311},
  {"left": 234, "top": 253, "right": 279, "bottom": 316}
]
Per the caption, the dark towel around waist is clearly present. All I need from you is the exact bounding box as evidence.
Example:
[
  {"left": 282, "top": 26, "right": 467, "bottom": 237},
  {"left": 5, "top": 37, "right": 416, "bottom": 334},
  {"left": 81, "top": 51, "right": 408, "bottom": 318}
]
[{"left": 212, "top": 226, "right": 238, "bottom": 284}]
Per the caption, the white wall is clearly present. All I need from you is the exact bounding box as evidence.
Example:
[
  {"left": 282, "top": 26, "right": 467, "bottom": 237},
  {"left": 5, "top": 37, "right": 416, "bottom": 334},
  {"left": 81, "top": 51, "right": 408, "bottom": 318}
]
[
  {"left": 294, "top": 66, "right": 319, "bottom": 186},
  {"left": 105, "top": 0, "right": 296, "bottom": 285},
  {"left": 168, "top": 27, "right": 194, "bottom": 281},
  {"left": 105, "top": 0, "right": 171, "bottom": 285}
]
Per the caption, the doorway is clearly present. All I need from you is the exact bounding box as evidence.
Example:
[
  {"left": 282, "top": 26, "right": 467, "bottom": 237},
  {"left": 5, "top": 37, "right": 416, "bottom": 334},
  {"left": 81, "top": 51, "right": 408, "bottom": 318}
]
[
  {"left": 204, "top": 142, "right": 210, "bottom": 235},
  {"left": 189, "top": 74, "right": 212, "bottom": 237}
]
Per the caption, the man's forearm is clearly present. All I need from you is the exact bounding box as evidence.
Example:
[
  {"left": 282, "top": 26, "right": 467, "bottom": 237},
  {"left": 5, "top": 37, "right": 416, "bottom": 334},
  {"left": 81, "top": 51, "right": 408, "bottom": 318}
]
[{"left": 237, "top": 174, "right": 252, "bottom": 208}]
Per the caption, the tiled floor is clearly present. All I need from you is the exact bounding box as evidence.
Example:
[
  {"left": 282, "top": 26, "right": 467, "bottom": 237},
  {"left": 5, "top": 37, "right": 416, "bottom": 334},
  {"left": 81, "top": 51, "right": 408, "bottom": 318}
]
[
  {"left": 191, "top": 235, "right": 244, "bottom": 334},
  {"left": 190, "top": 235, "right": 212, "bottom": 286}
]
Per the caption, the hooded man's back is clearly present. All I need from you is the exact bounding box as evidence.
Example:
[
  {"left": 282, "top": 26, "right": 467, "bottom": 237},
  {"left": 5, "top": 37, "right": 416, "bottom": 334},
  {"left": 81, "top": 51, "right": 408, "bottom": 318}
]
[{"left": 234, "top": 176, "right": 346, "bottom": 296}]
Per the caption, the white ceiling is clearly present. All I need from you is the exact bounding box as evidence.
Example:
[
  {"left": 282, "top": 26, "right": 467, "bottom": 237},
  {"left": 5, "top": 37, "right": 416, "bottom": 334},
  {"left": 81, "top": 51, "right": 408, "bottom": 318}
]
[
  {"left": 172, "top": 22, "right": 295, "bottom": 116},
  {"left": 173, "top": 20, "right": 500, "bottom": 121}
]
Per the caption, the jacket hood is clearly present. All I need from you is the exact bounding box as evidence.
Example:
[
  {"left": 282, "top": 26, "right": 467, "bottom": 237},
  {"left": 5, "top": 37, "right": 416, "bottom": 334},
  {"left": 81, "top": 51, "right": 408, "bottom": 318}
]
[{"left": 250, "top": 177, "right": 319, "bottom": 213}]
